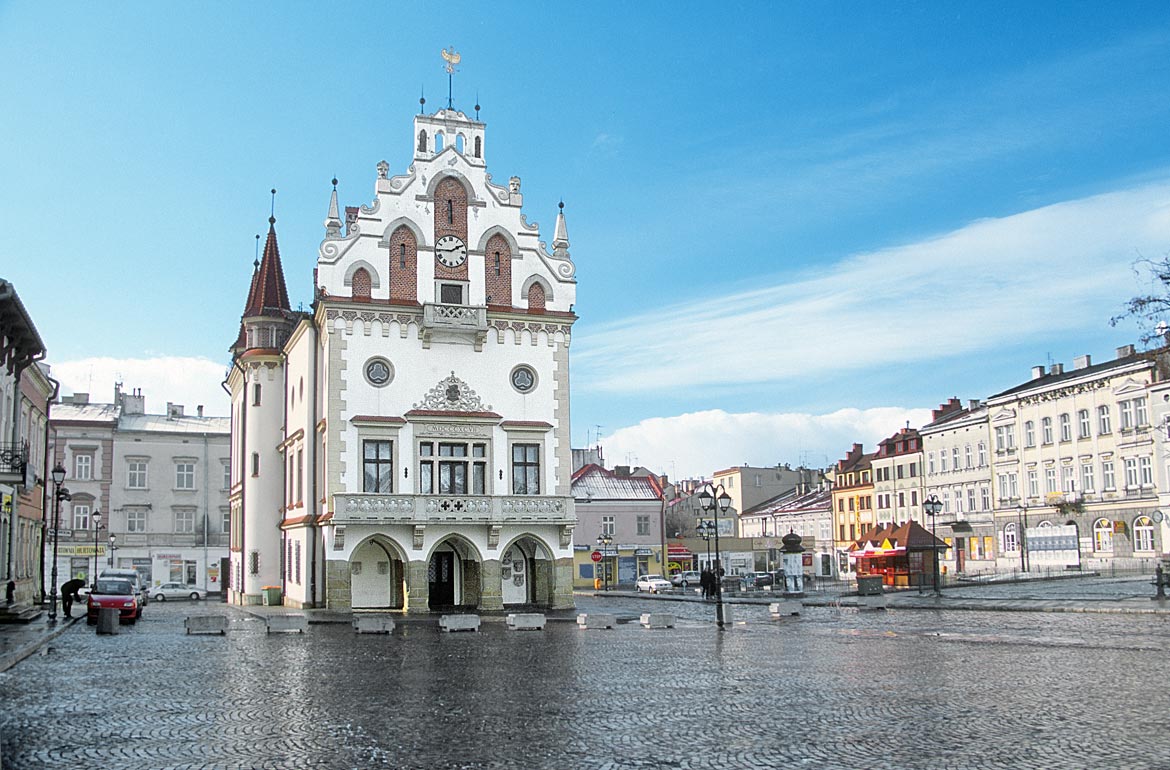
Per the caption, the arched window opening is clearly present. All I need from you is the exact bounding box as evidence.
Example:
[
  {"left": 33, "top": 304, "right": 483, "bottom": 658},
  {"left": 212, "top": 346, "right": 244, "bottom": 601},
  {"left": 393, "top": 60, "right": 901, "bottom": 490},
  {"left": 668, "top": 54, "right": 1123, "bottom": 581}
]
[
  {"left": 418, "top": 130, "right": 427, "bottom": 153},
  {"left": 435, "top": 133, "right": 445, "bottom": 152},
  {"left": 474, "top": 136, "right": 481, "bottom": 158},
  {"left": 456, "top": 135, "right": 465, "bottom": 154},
  {"left": 527, "top": 282, "right": 546, "bottom": 312},
  {"left": 1003, "top": 522, "right": 1018, "bottom": 553},
  {"left": 352, "top": 267, "right": 371, "bottom": 299},
  {"left": 1092, "top": 517, "right": 1113, "bottom": 552},
  {"left": 1133, "top": 515, "right": 1155, "bottom": 552},
  {"left": 494, "top": 251, "right": 501, "bottom": 277},
  {"left": 399, "top": 243, "right": 406, "bottom": 269},
  {"left": 446, "top": 199, "right": 453, "bottom": 225}
]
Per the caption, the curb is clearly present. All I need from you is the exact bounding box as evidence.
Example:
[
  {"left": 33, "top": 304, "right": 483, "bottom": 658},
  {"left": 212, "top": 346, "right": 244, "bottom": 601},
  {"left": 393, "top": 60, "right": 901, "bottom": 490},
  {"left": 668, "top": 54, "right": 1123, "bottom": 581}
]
[{"left": 0, "top": 617, "right": 80, "bottom": 674}]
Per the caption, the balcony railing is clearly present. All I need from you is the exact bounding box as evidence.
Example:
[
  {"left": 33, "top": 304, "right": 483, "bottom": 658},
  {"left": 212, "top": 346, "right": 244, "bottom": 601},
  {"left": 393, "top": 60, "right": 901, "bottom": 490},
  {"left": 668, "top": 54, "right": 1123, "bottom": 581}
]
[
  {"left": 421, "top": 304, "right": 489, "bottom": 349},
  {"left": 334, "top": 494, "right": 575, "bottom": 526},
  {"left": 0, "top": 442, "right": 27, "bottom": 484}
]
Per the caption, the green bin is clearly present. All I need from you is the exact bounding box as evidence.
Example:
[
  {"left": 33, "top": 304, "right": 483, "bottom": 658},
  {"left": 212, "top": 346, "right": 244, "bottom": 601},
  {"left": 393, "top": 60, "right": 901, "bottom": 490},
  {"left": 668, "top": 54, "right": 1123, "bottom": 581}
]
[
  {"left": 856, "top": 576, "right": 884, "bottom": 596},
  {"left": 262, "top": 586, "right": 282, "bottom": 606}
]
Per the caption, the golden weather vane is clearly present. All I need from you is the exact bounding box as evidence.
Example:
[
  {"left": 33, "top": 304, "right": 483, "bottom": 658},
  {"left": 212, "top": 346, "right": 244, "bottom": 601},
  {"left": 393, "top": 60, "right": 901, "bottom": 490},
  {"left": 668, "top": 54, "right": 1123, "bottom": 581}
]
[{"left": 441, "top": 47, "right": 461, "bottom": 109}]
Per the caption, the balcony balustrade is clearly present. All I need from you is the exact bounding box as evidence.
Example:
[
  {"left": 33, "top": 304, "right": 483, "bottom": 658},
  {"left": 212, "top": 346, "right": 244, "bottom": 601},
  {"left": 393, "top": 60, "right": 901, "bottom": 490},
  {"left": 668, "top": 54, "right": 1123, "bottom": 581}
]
[{"left": 334, "top": 493, "right": 574, "bottom": 526}]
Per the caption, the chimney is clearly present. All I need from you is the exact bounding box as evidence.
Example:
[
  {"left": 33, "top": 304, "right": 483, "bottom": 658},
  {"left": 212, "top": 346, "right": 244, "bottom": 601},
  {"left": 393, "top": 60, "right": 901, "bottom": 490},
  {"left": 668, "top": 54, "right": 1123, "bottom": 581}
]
[
  {"left": 121, "top": 389, "right": 145, "bottom": 415},
  {"left": 1116, "top": 344, "right": 1136, "bottom": 359},
  {"left": 1049, "top": 363, "right": 1064, "bottom": 375},
  {"left": 71, "top": 392, "right": 89, "bottom": 405},
  {"left": 197, "top": 405, "right": 204, "bottom": 417},
  {"left": 1073, "top": 354, "right": 1092, "bottom": 370},
  {"left": 968, "top": 399, "right": 981, "bottom": 410},
  {"left": 167, "top": 403, "right": 184, "bottom": 419},
  {"left": 1031, "top": 365, "right": 1046, "bottom": 380},
  {"left": 931, "top": 397, "right": 962, "bottom": 421}
]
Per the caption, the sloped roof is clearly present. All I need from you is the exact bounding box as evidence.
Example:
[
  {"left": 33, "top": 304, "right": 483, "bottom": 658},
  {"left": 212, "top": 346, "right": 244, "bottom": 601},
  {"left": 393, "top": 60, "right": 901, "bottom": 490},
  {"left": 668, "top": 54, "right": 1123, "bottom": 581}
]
[
  {"left": 988, "top": 349, "right": 1153, "bottom": 401},
  {"left": 119, "top": 414, "right": 230, "bottom": 435},
  {"left": 848, "top": 520, "right": 947, "bottom": 554},
  {"left": 743, "top": 487, "right": 831, "bottom": 518},
  {"left": 571, "top": 463, "right": 663, "bottom": 500},
  {"left": 51, "top": 402, "right": 120, "bottom": 424},
  {"left": 244, "top": 220, "right": 291, "bottom": 318}
]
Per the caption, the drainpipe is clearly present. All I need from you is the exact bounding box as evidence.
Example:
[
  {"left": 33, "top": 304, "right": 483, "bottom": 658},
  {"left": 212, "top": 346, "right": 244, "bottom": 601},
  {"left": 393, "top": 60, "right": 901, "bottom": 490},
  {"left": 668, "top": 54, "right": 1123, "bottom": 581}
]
[
  {"left": 201, "top": 430, "right": 209, "bottom": 593},
  {"left": 223, "top": 359, "right": 246, "bottom": 601},
  {"left": 6, "top": 365, "right": 24, "bottom": 583},
  {"left": 307, "top": 314, "right": 319, "bottom": 607},
  {"left": 38, "top": 372, "right": 60, "bottom": 602},
  {"left": 280, "top": 348, "right": 289, "bottom": 602}
]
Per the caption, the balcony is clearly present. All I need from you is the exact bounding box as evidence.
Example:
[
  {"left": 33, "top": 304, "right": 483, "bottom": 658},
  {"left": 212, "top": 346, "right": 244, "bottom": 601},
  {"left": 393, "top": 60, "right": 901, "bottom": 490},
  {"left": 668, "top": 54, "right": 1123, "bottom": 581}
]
[
  {"left": 334, "top": 494, "right": 575, "bottom": 527},
  {"left": 0, "top": 442, "right": 27, "bottom": 485},
  {"left": 421, "top": 303, "right": 488, "bottom": 350}
]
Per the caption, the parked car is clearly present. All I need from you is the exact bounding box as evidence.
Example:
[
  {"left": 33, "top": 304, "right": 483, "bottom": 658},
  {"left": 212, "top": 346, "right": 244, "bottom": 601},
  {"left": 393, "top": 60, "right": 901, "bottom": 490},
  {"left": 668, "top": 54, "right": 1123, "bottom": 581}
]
[
  {"left": 634, "top": 574, "right": 672, "bottom": 594},
  {"left": 86, "top": 578, "right": 140, "bottom": 624},
  {"left": 149, "top": 582, "right": 207, "bottom": 602},
  {"left": 742, "top": 572, "right": 774, "bottom": 589},
  {"left": 671, "top": 570, "right": 702, "bottom": 588},
  {"left": 99, "top": 568, "right": 148, "bottom": 606}
]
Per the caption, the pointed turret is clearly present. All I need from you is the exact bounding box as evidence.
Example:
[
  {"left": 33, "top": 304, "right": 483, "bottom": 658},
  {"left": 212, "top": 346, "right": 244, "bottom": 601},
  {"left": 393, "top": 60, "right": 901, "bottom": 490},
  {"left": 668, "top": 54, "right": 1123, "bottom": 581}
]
[
  {"left": 232, "top": 216, "right": 294, "bottom": 354},
  {"left": 553, "top": 201, "right": 570, "bottom": 258},
  {"left": 324, "top": 178, "right": 342, "bottom": 237}
]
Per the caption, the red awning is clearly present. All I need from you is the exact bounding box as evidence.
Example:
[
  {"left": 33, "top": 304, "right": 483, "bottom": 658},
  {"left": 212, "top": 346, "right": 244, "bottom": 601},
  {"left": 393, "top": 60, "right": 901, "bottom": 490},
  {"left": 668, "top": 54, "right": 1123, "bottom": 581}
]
[{"left": 667, "top": 544, "right": 693, "bottom": 557}]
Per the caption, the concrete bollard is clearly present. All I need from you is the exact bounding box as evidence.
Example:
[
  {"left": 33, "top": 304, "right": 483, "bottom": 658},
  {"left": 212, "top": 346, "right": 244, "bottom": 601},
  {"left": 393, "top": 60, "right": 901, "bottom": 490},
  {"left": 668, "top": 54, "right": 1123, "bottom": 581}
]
[
  {"left": 576, "top": 613, "right": 616, "bottom": 630},
  {"left": 506, "top": 613, "right": 546, "bottom": 630},
  {"left": 185, "top": 615, "right": 228, "bottom": 635},
  {"left": 96, "top": 607, "right": 119, "bottom": 635},
  {"left": 265, "top": 613, "right": 308, "bottom": 633},
  {"left": 353, "top": 615, "right": 396, "bottom": 634},
  {"left": 769, "top": 599, "right": 802, "bottom": 618},
  {"left": 439, "top": 614, "right": 481, "bottom": 632},
  {"left": 639, "top": 612, "right": 674, "bottom": 629}
]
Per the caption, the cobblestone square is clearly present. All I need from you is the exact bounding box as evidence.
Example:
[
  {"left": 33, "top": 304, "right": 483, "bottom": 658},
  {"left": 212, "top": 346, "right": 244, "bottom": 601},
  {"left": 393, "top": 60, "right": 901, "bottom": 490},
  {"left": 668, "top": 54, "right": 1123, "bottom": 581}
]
[{"left": 3, "top": 593, "right": 1170, "bottom": 769}]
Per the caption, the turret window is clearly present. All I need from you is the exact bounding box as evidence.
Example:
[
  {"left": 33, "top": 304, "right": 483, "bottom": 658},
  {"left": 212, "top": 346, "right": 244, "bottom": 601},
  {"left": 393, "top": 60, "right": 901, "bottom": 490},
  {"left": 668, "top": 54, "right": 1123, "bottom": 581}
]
[
  {"left": 418, "top": 130, "right": 427, "bottom": 152},
  {"left": 474, "top": 136, "right": 481, "bottom": 158},
  {"left": 446, "top": 199, "right": 453, "bottom": 225},
  {"left": 253, "top": 384, "right": 262, "bottom": 406}
]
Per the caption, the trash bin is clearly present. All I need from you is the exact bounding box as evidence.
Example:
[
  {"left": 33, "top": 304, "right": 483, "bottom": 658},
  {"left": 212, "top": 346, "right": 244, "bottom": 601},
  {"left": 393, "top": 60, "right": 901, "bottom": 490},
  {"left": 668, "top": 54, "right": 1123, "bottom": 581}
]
[
  {"left": 97, "top": 607, "right": 119, "bottom": 635},
  {"left": 593, "top": 578, "right": 602, "bottom": 591},
  {"left": 856, "top": 576, "right": 883, "bottom": 596},
  {"left": 261, "top": 586, "right": 282, "bottom": 606}
]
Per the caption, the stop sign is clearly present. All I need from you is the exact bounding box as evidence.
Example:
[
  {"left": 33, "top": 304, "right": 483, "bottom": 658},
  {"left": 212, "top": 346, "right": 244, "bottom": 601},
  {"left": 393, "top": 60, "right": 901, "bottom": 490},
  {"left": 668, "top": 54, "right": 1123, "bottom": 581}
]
[{"left": 590, "top": 550, "right": 603, "bottom": 562}]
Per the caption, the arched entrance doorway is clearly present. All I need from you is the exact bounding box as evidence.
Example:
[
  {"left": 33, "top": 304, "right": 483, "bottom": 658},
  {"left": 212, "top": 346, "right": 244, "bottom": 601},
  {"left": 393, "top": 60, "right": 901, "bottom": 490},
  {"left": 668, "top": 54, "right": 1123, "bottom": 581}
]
[
  {"left": 350, "top": 537, "right": 406, "bottom": 610},
  {"left": 500, "top": 535, "right": 555, "bottom": 607},
  {"left": 427, "top": 536, "right": 482, "bottom": 610}
]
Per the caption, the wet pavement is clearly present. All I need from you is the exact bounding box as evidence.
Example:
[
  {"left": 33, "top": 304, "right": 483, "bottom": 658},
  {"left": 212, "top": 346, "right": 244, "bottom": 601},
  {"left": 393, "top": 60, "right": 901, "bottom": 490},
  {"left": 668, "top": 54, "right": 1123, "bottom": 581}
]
[{"left": 2, "top": 578, "right": 1170, "bottom": 769}]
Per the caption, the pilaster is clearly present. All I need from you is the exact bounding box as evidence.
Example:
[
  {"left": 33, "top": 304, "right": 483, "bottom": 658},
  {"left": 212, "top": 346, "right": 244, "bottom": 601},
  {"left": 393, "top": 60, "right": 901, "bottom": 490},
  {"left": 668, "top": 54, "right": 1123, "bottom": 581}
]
[
  {"left": 406, "top": 559, "right": 429, "bottom": 613},
  {"left": 479, "top": 558, "right": 503, "bottom": 610},
  {"left": 550, "top": 558, "right": 574, "bottom": 609}
]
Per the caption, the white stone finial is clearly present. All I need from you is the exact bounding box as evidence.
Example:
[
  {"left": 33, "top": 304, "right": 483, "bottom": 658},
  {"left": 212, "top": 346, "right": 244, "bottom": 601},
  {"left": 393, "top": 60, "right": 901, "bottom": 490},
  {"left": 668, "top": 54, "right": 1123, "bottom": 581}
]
[
  {"left": 324, "top": 178, "right": 342, "bottom": 237},
  {"left": 553, "top": 201, "right": 569, "bottom": 257}
]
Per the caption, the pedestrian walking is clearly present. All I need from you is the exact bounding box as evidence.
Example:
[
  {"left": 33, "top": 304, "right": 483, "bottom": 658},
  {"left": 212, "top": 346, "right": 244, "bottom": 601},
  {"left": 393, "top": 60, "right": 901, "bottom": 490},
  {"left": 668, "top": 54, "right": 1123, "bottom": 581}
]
[
  {"left": 700, "top": 569, "right": 711, "bottom": 600},
  {"left": 60, "top": 578, "right": 85, "bottom": 618}
]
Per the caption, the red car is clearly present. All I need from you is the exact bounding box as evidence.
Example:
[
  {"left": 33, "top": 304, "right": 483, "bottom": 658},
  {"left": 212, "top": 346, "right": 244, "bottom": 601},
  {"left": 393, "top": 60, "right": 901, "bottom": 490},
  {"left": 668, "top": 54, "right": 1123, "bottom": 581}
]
[{"left": 86, "top": 578, "right": 141, "bottom": 624}]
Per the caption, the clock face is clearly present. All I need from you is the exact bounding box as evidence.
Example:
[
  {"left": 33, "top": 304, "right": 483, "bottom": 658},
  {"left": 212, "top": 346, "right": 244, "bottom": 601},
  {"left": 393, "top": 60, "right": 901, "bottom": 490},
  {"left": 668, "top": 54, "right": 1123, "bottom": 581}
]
[{"left": 435, "top": 235, "right": 467, "bottom": 267}]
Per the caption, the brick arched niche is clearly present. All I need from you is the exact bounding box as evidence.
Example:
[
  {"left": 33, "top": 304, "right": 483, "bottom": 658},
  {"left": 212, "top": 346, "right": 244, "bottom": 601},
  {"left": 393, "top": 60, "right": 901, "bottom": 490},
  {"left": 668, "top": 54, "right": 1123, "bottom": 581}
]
[
  {"left": 433, "top": 176, "right": 469, "bottom": 280},
  {"left": 351, "top": 267, "right": 371, "bottom": 300},
  {"left": 388, "top": 225, "right": 417, "bottom": 303},
  {"left": 527, "top": 281, "right": 546, "bottom": 312},
  {"left": 484, "top": 233, "right": 512, "bottom": 307}
]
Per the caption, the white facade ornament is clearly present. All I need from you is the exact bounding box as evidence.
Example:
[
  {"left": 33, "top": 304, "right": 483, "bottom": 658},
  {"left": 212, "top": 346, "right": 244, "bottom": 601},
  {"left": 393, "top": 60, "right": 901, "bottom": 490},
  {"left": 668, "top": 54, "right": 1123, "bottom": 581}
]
[
  {"left": 377, "top": 160, "right": 389, "bottom": 179},
  {"left": 413, "top": 371, "right": 492, "bottom": 412}
]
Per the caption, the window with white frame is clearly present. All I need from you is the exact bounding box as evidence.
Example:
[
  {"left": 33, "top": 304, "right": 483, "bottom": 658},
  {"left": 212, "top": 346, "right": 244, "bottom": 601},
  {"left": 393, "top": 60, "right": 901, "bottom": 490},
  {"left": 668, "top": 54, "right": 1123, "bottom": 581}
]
[
  {"left": 940, "top": 451, "right": 949, "bottom": 472},
  {"left": 964, "top": 445, "right": 972, "bottom": 469},
  {"left": 1003, "top": 522, "right": 1019, "bottom": 553},
  {"left": 1045, "top": 467, "right": 1057, "bottom": 494},
  {"left": 1092, "top": 517, "right": 1113, "bottom": 552},
  {"left": 1102, "top": 460, "right": 1115, "bottom": 490},
  {"left": 927, "top": 452, "right": 935, "bottom": 474},
  {"left": 1133, "top": 516, "right": 1155, "bottom": 552},
  {"left": 967, "top": 488, "right": 976, "bottom": 511},
  {"left": 175, "top": 462, "right": 195, "bottom": 490},
  {"left": 1121, "top": 400, "right": 1135, "bottom": 430},
  {"left": 1059, "top": 414, "right": 1071, "bottom": 442},
  {"left": 1009, "top": 473, "right": 1018, "bottom": 498},
  {"left": 1140, "top": 456, "right": 1153, "bottom": 486},
  {"left": 1028, "top": 470, "right": 1039, "bottom": 497},
  {"left": 223, "top": 462, "right": 231, "bottom": 490},
  {"left": 1042, "top": 417, "right": 1053, "bottom": 445},
  {"left": 74, "top": 454, "right": 93, "bottom": 481},
  {"left": 418, "top": 441, "right": 487, "bottom": 495},
  {"left": 951, "top": 447, "right": 959, "bottom": 471},
  {"left": 175, "top": 508, "right": 196, "bottom": 534},
  {"left": 1024, "top": 421, "right": 1035, "bottom": 447},
  {"left": 602, "top": 515, "right": 615, "bottom": 537},
  {"left": 978, "top": 442, "right": 987, "bottom": 466},
  {"left": 980, "top": 486, "right": 990, "bottom": 510},
  {"left": 1098, "top": 405, "right": 1111, "bottom": 435},
  {"left": 1078, "top": 409, "right": 1090, "bottom": 439},
  {"left": 127, "top": 460, "right": 148, "bottom": 489},
  {"left": 221, "top": 508, "right": 231, "bottom": 534},
  {"left": 72, "top": 503, "right": 91, "bottom": 530},
  {"left": 362, "top": 440, "right": 394, "bottom": 493},
  {"left": 998, "top": 474, "right": 1010, "bottom": 501},
  {"left": 1125, "top": 457, "right": 1139, "bottom": 488},
  {"left": 1061, "top": 465, "right": 1074, "bottom": 493},
  {"left": 1081, "top": 462, "right": 1095, "bottom": 492},
  {"left": 512, "top": 443, "right": 540, "bottom": 495},
  {"left": 1135, "top": 397, "right": 1148, "bottom": 427},
  {"left": 126, "top": 508, "right": 146, "bottom": 533},
  {"left": 636, "top": 515, "right": 651, "bottom": 536}
]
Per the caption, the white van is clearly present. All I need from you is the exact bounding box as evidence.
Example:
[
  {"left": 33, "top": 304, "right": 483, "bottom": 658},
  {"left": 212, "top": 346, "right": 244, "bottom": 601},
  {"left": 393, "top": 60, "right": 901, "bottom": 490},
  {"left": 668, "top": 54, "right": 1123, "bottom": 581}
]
[{"left": 99, "top": 568, "right": 149, "bottom": 606}]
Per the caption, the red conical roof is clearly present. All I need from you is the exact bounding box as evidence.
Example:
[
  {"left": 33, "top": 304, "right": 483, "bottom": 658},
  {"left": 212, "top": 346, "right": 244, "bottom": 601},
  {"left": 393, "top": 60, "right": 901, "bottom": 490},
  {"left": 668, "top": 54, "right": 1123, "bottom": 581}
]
[{"left": 243, "top": 218, "right": 291, "bottom": 317}]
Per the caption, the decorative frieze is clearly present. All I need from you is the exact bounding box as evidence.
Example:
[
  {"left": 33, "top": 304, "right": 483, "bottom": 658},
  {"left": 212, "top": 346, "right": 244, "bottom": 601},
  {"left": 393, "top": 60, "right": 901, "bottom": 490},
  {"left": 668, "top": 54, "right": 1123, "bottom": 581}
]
[
  {"left": 334, "top": 493, "right": 573, "bottom": 526},
  {"left": 1018, "top": 379, "right": 1108, "bottom": 406}
]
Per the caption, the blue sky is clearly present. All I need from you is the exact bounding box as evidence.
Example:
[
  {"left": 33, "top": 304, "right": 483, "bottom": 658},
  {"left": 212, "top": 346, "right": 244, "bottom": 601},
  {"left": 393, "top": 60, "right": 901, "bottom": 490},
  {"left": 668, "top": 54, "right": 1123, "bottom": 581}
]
[{"left": 4, "top": 2, "right": 1170, "bottom": 478}]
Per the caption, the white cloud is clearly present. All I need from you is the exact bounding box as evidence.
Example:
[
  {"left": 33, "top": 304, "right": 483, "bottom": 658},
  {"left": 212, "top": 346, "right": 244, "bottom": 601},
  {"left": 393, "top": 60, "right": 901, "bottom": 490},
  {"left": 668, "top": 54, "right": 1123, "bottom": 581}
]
[
  {"left": 51, "top": 356, "right": 230, "bottom": 416},
  {"left": 575, "top": 181, "right": 1170, "bottom": 394},
  {"left": 600, "top": 406, "right": 932, "bottom": 480}
]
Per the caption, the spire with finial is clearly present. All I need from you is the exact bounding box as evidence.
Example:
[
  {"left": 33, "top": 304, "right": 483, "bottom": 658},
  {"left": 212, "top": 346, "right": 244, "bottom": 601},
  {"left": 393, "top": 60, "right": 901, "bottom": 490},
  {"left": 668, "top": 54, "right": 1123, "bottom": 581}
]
[
  {"left": 419, "top": 86, "right": 426, "bottom": 114},
  {"left": 553, "top": 200, "right": 570, "bottom": 258},
  {"left": 324, "top": 177, "right": 342, "bottom": 237},
  {"left": 475, "top": 92, "right": 480, "bottom": 120}
]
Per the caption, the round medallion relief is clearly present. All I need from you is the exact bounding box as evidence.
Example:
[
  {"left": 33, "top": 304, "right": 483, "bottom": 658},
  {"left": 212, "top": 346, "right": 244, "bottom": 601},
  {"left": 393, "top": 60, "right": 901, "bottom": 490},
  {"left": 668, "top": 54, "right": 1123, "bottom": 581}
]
[
  {"left": 510, "top": 364, "right": 537, "bottom": 394},
  {"left": 364, "top": 357, "right": 394, "bottom": 387}
]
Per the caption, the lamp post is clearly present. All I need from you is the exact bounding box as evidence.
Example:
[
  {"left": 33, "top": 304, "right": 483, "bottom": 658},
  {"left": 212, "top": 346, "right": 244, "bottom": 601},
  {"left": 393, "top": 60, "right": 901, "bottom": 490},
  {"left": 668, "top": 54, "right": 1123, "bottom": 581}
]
[
  {"left": 698, "top": 482, "right": 733, "bottom": 628},
  {"left": 696, "top": 520, "right": 713, "bottom": 598},
  {"left": 108, "top": 533, "right": 117, "bottom": 567},
  {"left": 90, "top": 511, "right": 103, "bottom": 588},
  {"left": 47, "top": 463, "right": 68, "bottom": 623},
  {"left": 596, "top": 532, "right": 613, "bottom": 591},
  {"left": 923, "top": 494, "right": 944, "bottom": 597},
  {"left": 1016, "top": 503, "right": 1029, "bottom": 573}
]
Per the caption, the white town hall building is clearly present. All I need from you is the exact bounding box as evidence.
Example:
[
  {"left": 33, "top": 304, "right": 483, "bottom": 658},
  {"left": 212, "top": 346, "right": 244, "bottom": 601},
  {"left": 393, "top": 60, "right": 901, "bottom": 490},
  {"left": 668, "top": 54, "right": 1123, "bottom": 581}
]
[{"left": 227, "top": 101, "right": 578, "bottom": 613}]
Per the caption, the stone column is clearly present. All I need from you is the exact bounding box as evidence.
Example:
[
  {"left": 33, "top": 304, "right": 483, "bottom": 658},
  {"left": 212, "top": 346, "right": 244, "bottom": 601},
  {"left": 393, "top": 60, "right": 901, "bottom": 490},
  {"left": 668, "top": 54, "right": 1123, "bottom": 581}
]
[
  {"left": 325, "top": 559, "right": 351, "bottom": 611},
  {"left": 550, "top": 558, "right": 575, "bottom": 610},
  {"left": 479, "top": 559, "right": 503, "bottom": 611},
  {"left": 533, "top": 560, "right": 551, "bottom": 606},
  {"left": 463, "top": 559, "right": 482, "bottom": 607},
  {"left": 406, "top": 559, "right": 429, "bottom": 614}
]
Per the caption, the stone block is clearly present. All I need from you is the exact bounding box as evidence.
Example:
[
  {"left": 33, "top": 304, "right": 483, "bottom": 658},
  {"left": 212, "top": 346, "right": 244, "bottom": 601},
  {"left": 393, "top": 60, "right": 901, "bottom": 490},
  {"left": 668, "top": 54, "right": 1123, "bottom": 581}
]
[
  {"left": 769, "top": 600, "right": 803, "bottom": 618},
  {"left": 96, "top": 608, "right": 119, "bottom": 635},
  {"left": 265, "top": 613, "right": 308, "bottom": 633},
  {"left": 439, "top": 614, "right": 481, "bottom": 632},
  {"left": 353, "top": 615, "right": 396, "bottom": 634},
  {"left": 576, "top": 612, "right": 616, "bottom": 630},
  {"left": 639, "top": 612, "right": 674, "bottom": 629},
  {"left": 506, "top": 613, "right": 546, "bottom": 630},
  {"left": 858, "top": 594, "right": 888, "bottom": 611},
  {"left": 185, "top": 615, "right": 228, "bottom": 635}
]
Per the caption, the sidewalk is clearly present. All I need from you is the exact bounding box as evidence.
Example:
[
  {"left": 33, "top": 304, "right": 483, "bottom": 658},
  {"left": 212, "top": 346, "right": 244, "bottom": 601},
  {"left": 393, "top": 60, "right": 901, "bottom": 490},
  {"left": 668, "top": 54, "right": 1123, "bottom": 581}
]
[{"left": 0, "top": 613, "right": 81, "bottom": 673}]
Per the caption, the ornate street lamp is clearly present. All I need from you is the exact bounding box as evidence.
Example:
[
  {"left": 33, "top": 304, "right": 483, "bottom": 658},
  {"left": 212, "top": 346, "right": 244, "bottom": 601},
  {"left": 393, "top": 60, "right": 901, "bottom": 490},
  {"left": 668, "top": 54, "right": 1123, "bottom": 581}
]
[
  {"left": 108, "top": 533, "right": 117, "bottom": 567},
  {"left": 91, "top": 511, "right": 103, "bottom": 588},
  {"left": 596, "top": 532, "right": 613, "bottom": 591},
  {"left": 696, "top": 520, "right": 713, "bottom": 578},
  {"left": 923, "top": 494, "right": 944, "bottom": 597},
  {"left": 698, "top": 482, "right": 733, "bottom": 628},
  {"left": 1015, "top": 503, "right": 1030, "bottom": 573},
  {"left": 47, "top": 463, "right": 68, "bottom": 623}
]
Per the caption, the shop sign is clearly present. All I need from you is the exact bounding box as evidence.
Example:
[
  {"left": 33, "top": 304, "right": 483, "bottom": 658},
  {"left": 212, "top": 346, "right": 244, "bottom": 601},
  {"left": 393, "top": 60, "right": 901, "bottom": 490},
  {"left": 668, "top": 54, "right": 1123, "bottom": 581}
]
[{"left": 155, "top": 553, "right": 182, "bottom": 560}]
